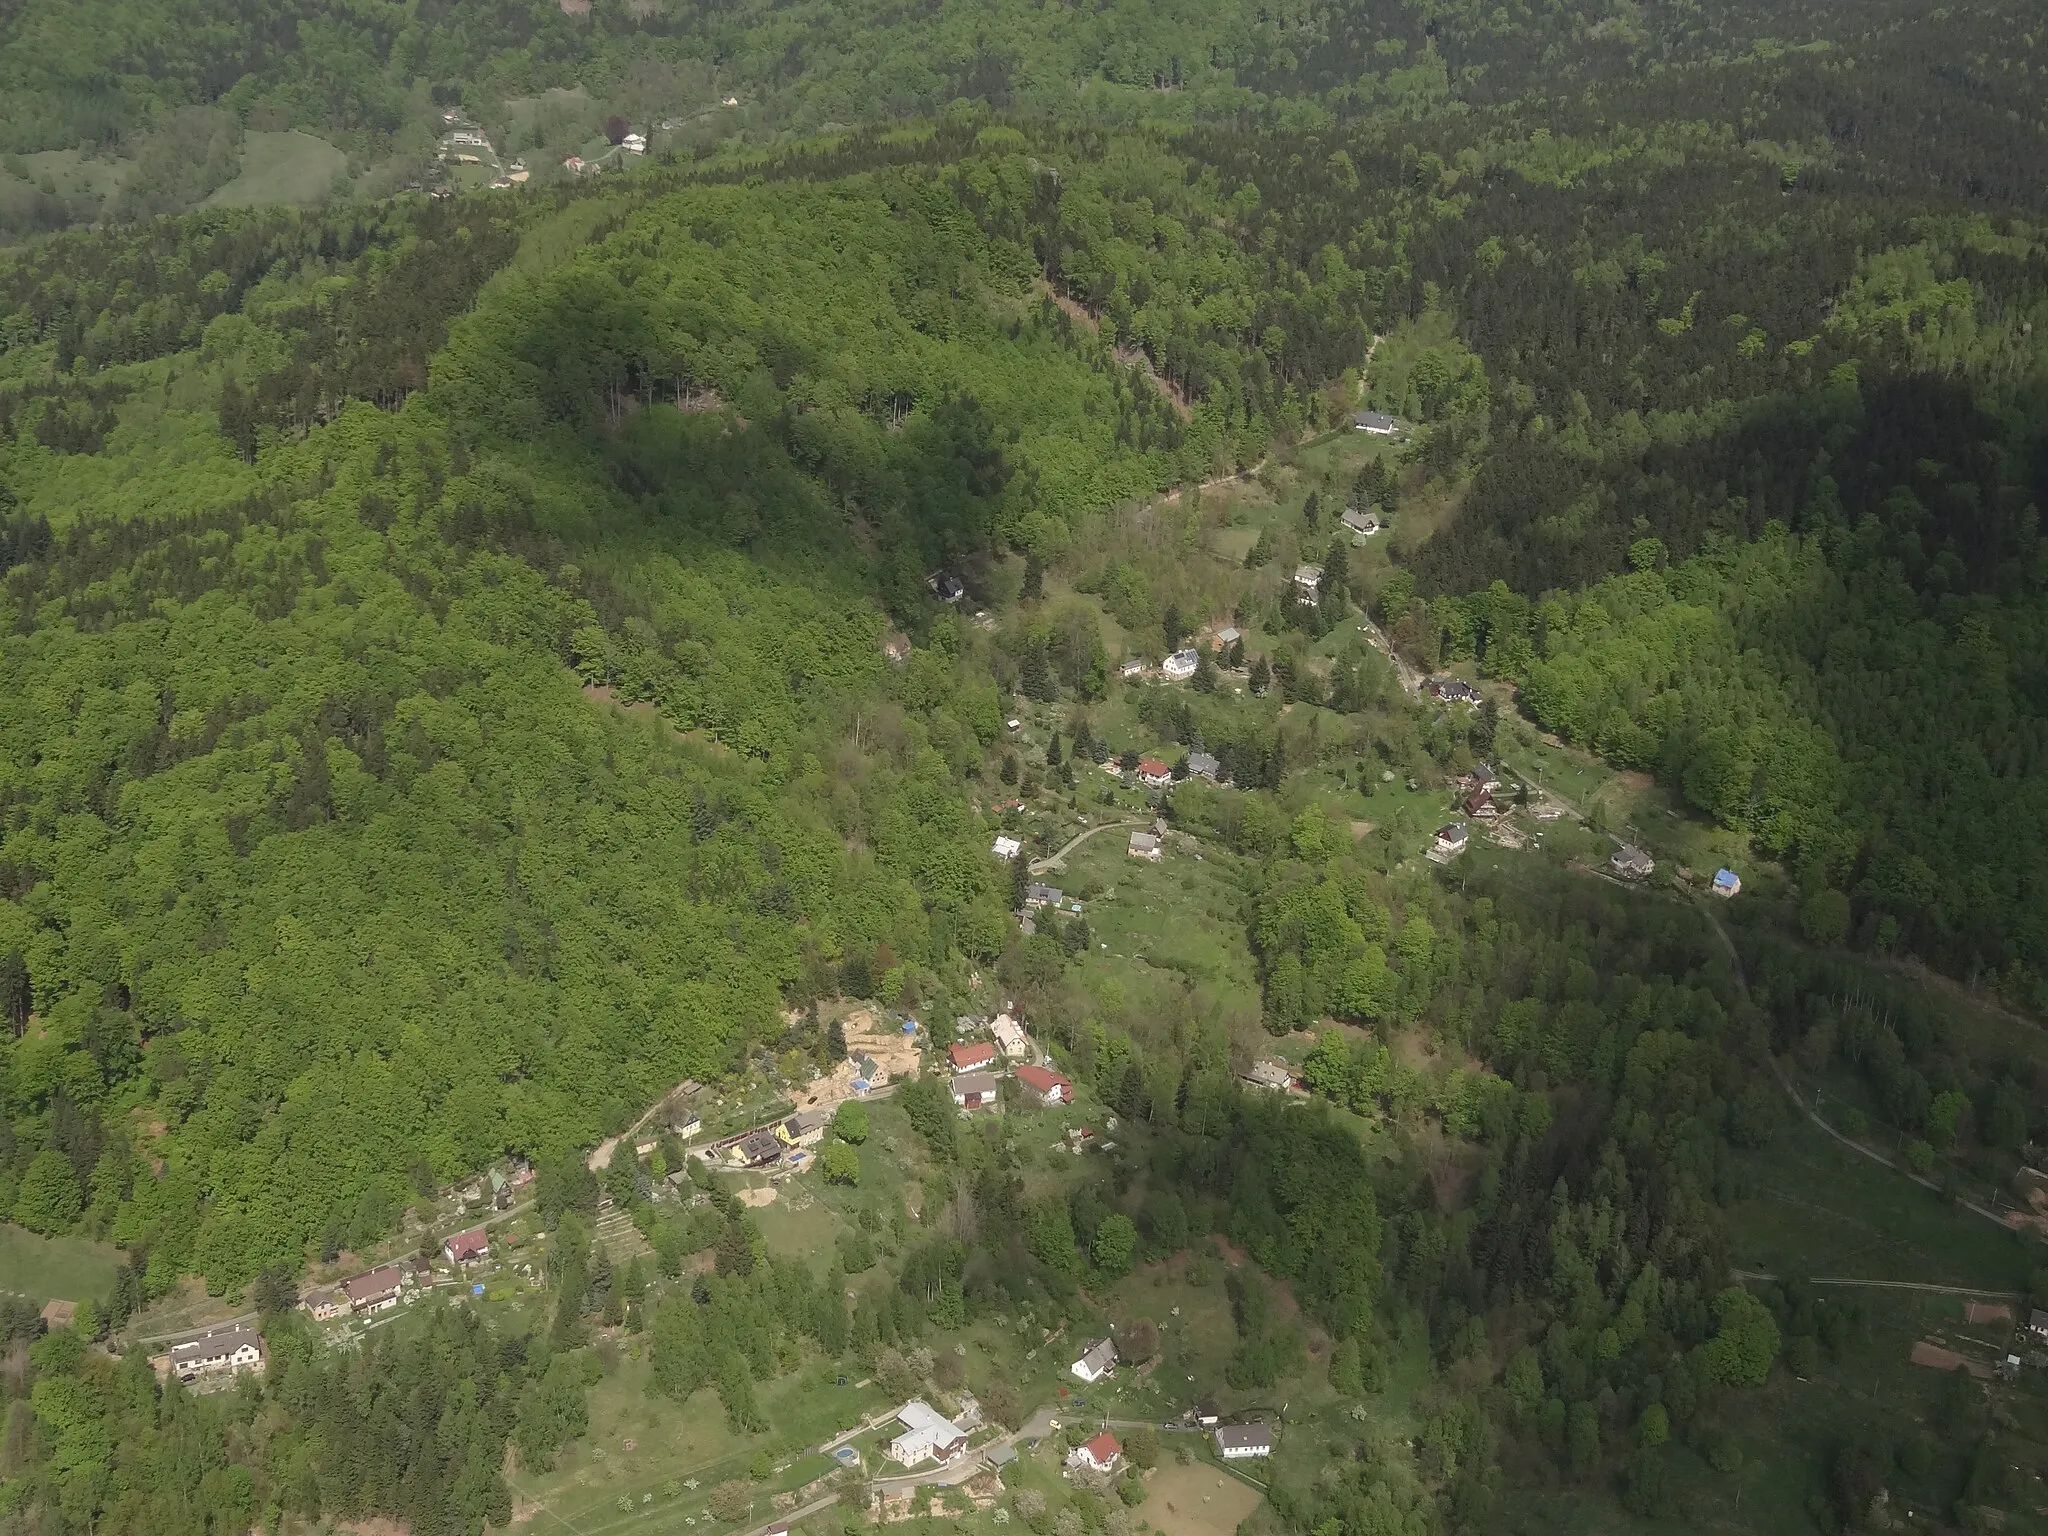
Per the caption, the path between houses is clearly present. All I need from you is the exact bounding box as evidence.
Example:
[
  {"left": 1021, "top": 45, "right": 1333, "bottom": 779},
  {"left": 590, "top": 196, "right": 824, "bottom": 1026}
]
[{"left": 1030, "top": 819, "right": 1150, "bottom": 874}]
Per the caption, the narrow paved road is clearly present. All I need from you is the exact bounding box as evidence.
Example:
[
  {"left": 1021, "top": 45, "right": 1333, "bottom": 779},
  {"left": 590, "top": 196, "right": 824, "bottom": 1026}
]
[
  {"left": 1732, "top": 1269, "right": 2022, "bottom": 1300},
  {"left": 1030, "top": 819, "right": 1148, "bottom": 875}
]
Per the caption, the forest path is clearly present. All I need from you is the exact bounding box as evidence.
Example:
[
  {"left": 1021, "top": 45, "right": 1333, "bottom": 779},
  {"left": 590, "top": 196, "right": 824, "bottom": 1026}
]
[{"left": 1695, "top": 902, "right": 2014, "bottom": 1231}]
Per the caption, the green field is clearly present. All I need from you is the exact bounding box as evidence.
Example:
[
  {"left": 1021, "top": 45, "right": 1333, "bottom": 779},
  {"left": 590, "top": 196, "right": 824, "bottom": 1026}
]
[
  {"left": 0, "top": 1223, "right": 123, "bottom": 1305},
  {"left": 204, "top": 131, "right": 347, "bottom": 208}
]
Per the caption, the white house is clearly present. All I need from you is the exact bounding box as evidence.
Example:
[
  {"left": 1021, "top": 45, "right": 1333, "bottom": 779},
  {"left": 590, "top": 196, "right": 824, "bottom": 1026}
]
[
  {"left": 1015, "top": 1063, "right": 1073, "bottom": 1104},
  {"left": 169, "top": 1328, "right": 266, "bottom": 1383},
  {"left": 992, "top": 835, "right": 1022, "bottom": 860},
  {"left": 1292, "top": 563, "right": 1323, "bottom": 600},
  {"left": 1070, "top": 1337, "right": 1118, "bottom": 1384},
  {"left": 1067, "top": 1431, "right": 1122, "bottom": 1474},
  {"left": 1352, "top": 410, "right": 1397, "bottom": 435},
  {"left": 1340, "top": 508, "right": 1381, "bottom": 539},
  {"left": 1215, "top": 1423, "right": 1274, "bottom": 1459},
  {"left": 341, "top": 1264, "right": 405, "bottom": 1314},
  {"left": 991, "top": 1013, "right": 1029, "bottom": 1058},
  {"left": 1161, "top": 649, "right": 1198, "bottom": 680},
  {"left": 1119, "top": 658, "right": 1148, "bottom": 679},
  {"left": 1432, "top": 823, "right": 1469, "bottom": 857},
  {"left": 889, "top": 1401, "right": 968, "bottom": 1466},
  {"left": 951, "top": 1071, "right": 999, "bottom": 1111},
  {"left": 1136, "top": 757, "right": 1173, "bottom": 789},
  {"left": 622, "top": 132, "right": 647, "bottom": 154}
]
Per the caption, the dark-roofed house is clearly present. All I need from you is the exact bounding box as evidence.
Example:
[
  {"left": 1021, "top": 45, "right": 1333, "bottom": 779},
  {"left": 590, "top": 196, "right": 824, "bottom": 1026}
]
[
  {"left": 342, "top": 1265, "right": 405, "bottom": 1314},
  {"left": 1609, "top": 844, "right": 1654, "bottom": 880},
  {"left": 2030, "top": 1308, "right": 2048, "bottom": 1341},
  {"left": 1432, "top": 823, "right": 1469, "bottom": 858},
  {"left": 1352, "top": 410, "right": 1397, "bottom": 434},
  {"left": 777, "top": 1107, "right": 833, "bottom": 1147},
  {"left": 1015, "top": 1062, "right": 1073, "bottom": 1104},
  {"left": 1215, "top": 1423, "right": 1274, "bottom": 1459},
  {"left": 730, "top": 1129, "right": 784, "bottom": 1167},
  {"left": 951, "top": 1072, "right": 999, "bottom": 1110},
  {"left": 1186, "top": 750, "right": 1221, "bottom": 781},
  {"left": 170, "top": 1328, "right": 266, "bottom": 1383},
  {"left": 1240, "top": 1060, "right": 1293, "bottom": 1092},
  {"left": 1022, "top": 883, "right": 1064, "bottom": 911},
  {"left": 303, "top": 1286, "right": 348, "bottom": 1322},
  {"left": 1340, "top": 508, "right": 1381, "bottom": 539},
  {"left": 1128, "top": 830, "right": 1162, "bottom": 861},
  {"left": 1190, "top": 1402, "right": 1220, "bottom": 1427},
  {"left": 443, "top": 1226, "right": 490, "bottom": 1265},
  {"left": 1071, "top": 1336, "right": 1119, "bottom": 1383}
]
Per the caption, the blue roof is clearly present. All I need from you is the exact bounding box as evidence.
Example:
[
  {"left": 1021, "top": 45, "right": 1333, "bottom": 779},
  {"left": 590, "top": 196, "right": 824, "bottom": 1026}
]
[{"left": 1714, "top": 868, "right": 1739, "bottom": 886}]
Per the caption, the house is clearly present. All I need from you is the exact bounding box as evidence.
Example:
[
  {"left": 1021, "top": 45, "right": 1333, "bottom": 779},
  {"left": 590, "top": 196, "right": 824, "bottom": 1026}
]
[
  {"left": 488, "top": 1167, "right": 511, "bottom": 1207},
  {"left": 562, "top": 156, "right": 585, "bottom": 172},
  {"left": 622, "top": 132, "right": 646, "bottom": 153},
  {"left": 170, "top": 1328, "right": 266, "bottom": 1384},
  {"left": 888, "top": 1400, "right": 968, "bottom": 1465},
  {"left": 1015, "top": 1062, "right": 1074, "bottom": 1105},
  {"left": 1713, "top": 868, "right": 1742, "bottom": 897},
  {"left": 1067, "top": 1430, "right": 1122, "bottom": 1474},
  {"left": 1190, "top": 1402, "right": 1220, "bottom": 1427},
  {"left": 926, "top": 571, "right": 966, "bottom": 603},
  {"left": 303, "top": 1286, "right": 348, "bottom": 1322},
  {"left": 1137, "top": 757, "right": 1173, "bottom": 789},
  {"left": 777, "top": 1107, "right": 833, "bottom": 1147},
  {"left": 1161, "top": 649, "right": 1198, "bottom": 681},
  {"left": 1353, "top": 410, "right": 1398, "bottom": 434},
  {"left": 1186, "top": 750, "right": 1221, "bottom": 782},
  {"left": 1427, "top": 677, "right": 1481, "bottom": 704},
  {"left": 1211, "top": 626, "right": 1242, "bottom": 650},
  {"left": 1467, "top": 761, "right": 1500, "bottom": 792},
  {"left": 1609, "top": 844, "right": 1655, "bottom": 880},
  {"left": 38, "top": 1300, "right": 76, "bottom": 1332},
  {"left": 1293, "top": 563, "right": 1324, "bottom": 599},
  {"left": 1119, "top": 658, "right": 1148, "bottom": 679},
  {"left": 991, "top": 1014, "right": 1029, "bottom": 1058},
  {"left": 1432, "top": 823, "right": 1470, "bottom": 858},
  {"left": 949, "top": 1041, "right": 999, "bottom": 1072},
  {"left": 2029, "top": 1309, "right": 2048, "bottom": 1341},
  {"left": 1023, "top": 883, "right": 1064, "bottom": 911},
  {"left": 675, "top": 1113, "right": 703, "bottom": 1140},
  {"left": 1464, "top": 788, "right": 1500, "bottom": 820},
  {"left": 729, "top": 1129, "right": 784, "bottom": 1168},
  {"left": 1340, "top": 508, "right": 1381, "bottom": 540},
  {"left": 1070, "top": 1338, "right": 1119, "bottom": 1384},
  {"left": 1240, "top": 1059, "right": 1294, "bottom": 1092},
  {"left": 1215, "top": 1423, "right": 1274, "bottom": 1459},
  {"left": 1128, "top": 830, "right": 1162, "bottom": 861},
  {"left": 992, "top": 835, "right": 1022, "bottom": 860},
  {"left": 342, "top": 1265, "right": 406, "bottom": 1314},
  {"left": 443, "top": 1226, "right": 490, "bottom": 1265},
  {"left": 951, "top": 1072, "right": 999, "bottom": 1110},
  {"left": 853, "top": 1053, "right": 883, "bottom": 1092}
]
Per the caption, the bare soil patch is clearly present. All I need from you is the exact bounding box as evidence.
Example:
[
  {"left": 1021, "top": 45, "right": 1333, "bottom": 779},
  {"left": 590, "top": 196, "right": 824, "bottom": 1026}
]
[
  {"left": 736, "top": 1186, "right": 778, "bottom": 1208},
  {"left": 1910, "top": 1340, "right": 1992, "bottom": 1379}
]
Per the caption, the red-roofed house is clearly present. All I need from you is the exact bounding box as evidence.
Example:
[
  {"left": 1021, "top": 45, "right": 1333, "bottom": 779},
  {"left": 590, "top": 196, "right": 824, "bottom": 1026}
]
[
  {"left": 1136, "top": 758, "right": 1172, "bottom": 789},
  {"left": 1015, "top": 1063, "right": 1073, "bottom": 1105},
  {"left": 443, "top": 1227, "right": 490, "bottom": 1265},
  {"left": 948, "top": 1041, "right": 997, "bottom": 1071},
  {"left": 1067, "top": 1431, "right": 1122, "bottom": 1474}
]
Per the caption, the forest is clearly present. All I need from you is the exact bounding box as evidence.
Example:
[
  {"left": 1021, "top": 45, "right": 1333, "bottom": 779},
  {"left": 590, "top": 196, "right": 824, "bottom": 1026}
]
[{"left": 2, "top": 0, "right": 2048, "bottom": 1531}]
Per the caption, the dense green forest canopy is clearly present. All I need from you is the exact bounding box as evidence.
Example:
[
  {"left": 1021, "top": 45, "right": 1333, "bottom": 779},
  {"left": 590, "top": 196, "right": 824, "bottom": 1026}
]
[{"left": 1, "top": 0, "right": 2047, "bottom": 1532}]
